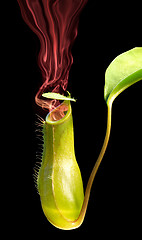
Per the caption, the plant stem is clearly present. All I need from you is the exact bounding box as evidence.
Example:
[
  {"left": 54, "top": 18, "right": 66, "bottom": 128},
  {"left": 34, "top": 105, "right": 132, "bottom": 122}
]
[{"left": 75, "top": 101, "right": 113, "bottom": 227}]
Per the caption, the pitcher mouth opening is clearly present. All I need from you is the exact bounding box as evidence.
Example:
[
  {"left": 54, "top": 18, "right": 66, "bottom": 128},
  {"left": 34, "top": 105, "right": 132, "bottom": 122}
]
[{"left": 45, "top": 101, "right": 71, "bottom": 125}]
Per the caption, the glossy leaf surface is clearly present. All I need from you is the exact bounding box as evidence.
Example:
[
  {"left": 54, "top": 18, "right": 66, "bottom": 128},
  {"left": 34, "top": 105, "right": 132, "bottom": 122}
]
[
  {"left": 104, "top": 47, "right": 142, "bottom": 105},
  {"left": 42, "top": 92, "right": 76, "bottom": 102}
]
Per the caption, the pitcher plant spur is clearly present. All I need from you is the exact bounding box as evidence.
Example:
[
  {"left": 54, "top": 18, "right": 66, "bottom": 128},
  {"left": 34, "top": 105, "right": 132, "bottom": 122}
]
[{"left": 17, "top": 0, "right": 142, "bottom": 230}]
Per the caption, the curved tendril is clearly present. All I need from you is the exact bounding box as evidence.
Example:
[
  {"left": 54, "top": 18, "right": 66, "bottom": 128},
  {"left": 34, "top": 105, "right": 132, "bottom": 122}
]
[{"left": 75, "top": 101, "right": 113, "bottom": 227}]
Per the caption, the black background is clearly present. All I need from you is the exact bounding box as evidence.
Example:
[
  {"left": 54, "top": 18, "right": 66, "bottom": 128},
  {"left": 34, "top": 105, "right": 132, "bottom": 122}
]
[{"left": 7, "top": 0, "right": 142, "bottom": 237}]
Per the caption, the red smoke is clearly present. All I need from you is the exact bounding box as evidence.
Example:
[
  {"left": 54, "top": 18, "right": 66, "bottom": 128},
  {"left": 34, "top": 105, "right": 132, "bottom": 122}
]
[{"left": 17, "top": 0, "right": 88, "bottom": 111}]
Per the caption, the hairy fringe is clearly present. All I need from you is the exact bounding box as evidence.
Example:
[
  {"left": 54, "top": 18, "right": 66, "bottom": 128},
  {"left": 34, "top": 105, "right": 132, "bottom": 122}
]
[{"left": 33, "top": 114, "right": 45, "bottom": 193}]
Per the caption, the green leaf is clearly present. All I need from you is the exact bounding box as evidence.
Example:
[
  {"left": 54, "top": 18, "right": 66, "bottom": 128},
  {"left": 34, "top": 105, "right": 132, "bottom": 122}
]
[
  {"left": 104, "top": 47, "right": 142, "bottom": 105},
  {"left": 42, "top": 92, "right": 76, "bottom": 102}
]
